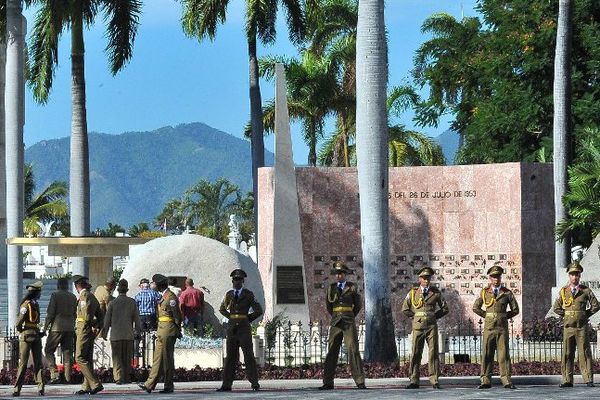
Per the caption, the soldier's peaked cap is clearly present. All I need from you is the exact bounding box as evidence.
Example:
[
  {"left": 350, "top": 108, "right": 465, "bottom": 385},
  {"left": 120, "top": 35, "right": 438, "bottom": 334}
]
[
  {"left": 152, "top": 274, "right": 168, "bottom": 285},
  {"left": 567, "top": 261, "right": 584, "bottom": 274},
  {"left": 230, "top": 269, "right": 247, "bottom": 279},
  {"left": 486, "top": 265, "right": 504, "bottom": 276},
  {"left": 26, "top": 281, "right": 43, "bottom": 291},
  {"left": 418, "top": 267, "right": 435, "bottom": 277},
  {"left": 333, "top": 261, "right": 351, "bottom": 274},
  {"left": 72, "top": 275, "right": 88, "bottom": 284}
]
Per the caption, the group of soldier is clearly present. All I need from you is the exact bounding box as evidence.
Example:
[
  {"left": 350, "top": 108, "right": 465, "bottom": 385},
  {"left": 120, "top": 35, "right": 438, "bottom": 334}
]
[
  {"left": 319, "top": 260, "right": 599, "bottom": 391},
  {"left": 11, "top": 259, "right": 599, "bottom": 396}
]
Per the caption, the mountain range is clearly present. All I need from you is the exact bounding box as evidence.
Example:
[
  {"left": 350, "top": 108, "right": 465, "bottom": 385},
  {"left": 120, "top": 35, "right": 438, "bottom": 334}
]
[
  {"left": 25, "top": 123, "right": 274, "bottom": 229},
  {"left": 25, "top": 122, "right": 459, "bottom": 229}
]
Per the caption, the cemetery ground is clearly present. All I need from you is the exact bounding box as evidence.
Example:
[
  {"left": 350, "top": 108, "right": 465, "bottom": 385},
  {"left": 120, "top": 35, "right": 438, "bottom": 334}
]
[{"left": 0, "top": 377, "right": 599, "bottom": 399}]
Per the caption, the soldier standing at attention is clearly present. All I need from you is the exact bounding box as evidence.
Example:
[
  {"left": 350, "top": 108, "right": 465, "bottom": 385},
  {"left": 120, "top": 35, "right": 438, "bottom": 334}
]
[
  {"left": 320, "top": 262, "right": 366, "bottom": 390},
  {"left": 103, "top": 279, "right": 142, "bottom": 384},
  {"left": 402, "top": 267, "right": 448, "bottom": 389},
  {"left": 13, "top": 281, "right": 45, "bottom": 397},
  {"left": 217, "top": 269, "right": 263, "bottom": 392},
  {"left": 138, "top": 274, "right": 182, "bottom": 394},
  {"left": 553, "top": 261, "right": 600, "bottom": 388},
  {"left": 43, "top": 277, "right": 77, "bottom": 384},
  {"left": 73, "top": 275, "right": 104, "bottom": 395},
  {"left": 472, "top": 265, "right": 519, "bottom": 389}
]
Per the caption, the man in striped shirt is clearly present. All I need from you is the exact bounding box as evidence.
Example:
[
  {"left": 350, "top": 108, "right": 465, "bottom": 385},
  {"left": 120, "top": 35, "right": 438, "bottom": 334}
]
[{"left": 135, "top": 278, "right": 161, "bottom": 332}]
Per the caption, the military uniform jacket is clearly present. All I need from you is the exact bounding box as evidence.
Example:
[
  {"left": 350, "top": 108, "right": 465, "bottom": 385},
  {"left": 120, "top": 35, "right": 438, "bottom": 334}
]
[
  {"left": 44, "top": 289, "right": 77, "bottom": 332},
  {"left": 553, "top": 285, "right": 600, "bottom": 329},
  {"left": 156, "top": 289, "right": 182, "bottom": 337},
  {"left": 104, "top": 294, "right": 142, "bottom": 341},
  {"left": 473, "top": 286, "right": 519, "bottom": 330},
  {"left": 76, "top": 289, "right": 102, "bottom": 330},
  {"left": 16, "top": 299, "right": 41, "bottom": 341},
  {"left": 326, "top": 282, "right": 361, "bottom": 327},
  {"left": 95, "top": 285, "right": 114, "bottom": 316},
  {"left": 402, "top": 286, "right": 449, "bottom": 330},
  {"left": 219, "top": 288, "right": 263, "bottom": 328}
]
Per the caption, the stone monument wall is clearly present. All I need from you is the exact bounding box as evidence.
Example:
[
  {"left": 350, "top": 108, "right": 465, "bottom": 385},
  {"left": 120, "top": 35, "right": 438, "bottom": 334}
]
[{"left": 258, "top": 162, "right": 555, "bottom": 332}]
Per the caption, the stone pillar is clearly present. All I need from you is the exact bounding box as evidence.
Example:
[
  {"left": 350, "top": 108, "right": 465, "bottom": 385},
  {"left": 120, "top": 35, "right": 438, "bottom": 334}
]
[{"left": 88, "top": 257, "right": 113, "bottom": 291}]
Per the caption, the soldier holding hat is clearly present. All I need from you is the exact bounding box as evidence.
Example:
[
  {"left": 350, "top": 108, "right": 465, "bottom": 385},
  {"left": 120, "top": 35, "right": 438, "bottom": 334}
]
[
  {"left": 472, "top": 264, "right": 519, "bottom": 389},
  {"left": 13, "top": 281, "right": 45, "bottom": 397},
  {"left": 138, "top": 274, "right": 182, "bottom": 394},
  {"left": 217, "top": 268, "right": 263, "bottom": 392},
  {"left": 402, "top": 267, "right": 448, "bottom": 389},
  {"left": 103, "top": 279, "right": 142, "bottom": 384},
  {"left": 320, "top": 262, "right": 366, "bottom": 390},
  {"left": 553, "top": 261, "right": 600, "bottom": 388},
  {"left": 73, "top": 275, "right": 104, "bottom": 395},
  {"left": 43, "top": 277, "right": 77, "bottom": 384}
]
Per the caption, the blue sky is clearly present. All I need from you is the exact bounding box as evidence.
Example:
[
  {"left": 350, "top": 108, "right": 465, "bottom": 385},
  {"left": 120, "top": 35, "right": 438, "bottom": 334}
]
[{"left": 22, "top": 0, "right": 478, "bottom": 165}]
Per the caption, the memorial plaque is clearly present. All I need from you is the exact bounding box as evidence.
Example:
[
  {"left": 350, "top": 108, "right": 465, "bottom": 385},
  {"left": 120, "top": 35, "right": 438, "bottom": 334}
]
[{"left": 276, "top": 265, "right": 306, "bottom": 304}]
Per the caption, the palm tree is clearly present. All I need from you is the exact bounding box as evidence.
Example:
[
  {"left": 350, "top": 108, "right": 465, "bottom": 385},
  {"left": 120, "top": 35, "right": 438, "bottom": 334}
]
[
  {"left": 27, "top": 0, "right": 142, "bottom": 276},
  {"left": 24, "top": 164, "right": 69, "bottom": 237},
  {"left": 319, "top": 85, "right": 446, "bottom": 167},
  {"left": 5, "top": 0, "right": 26, "bottom": 328},
  {"left": 182, "top": 178, "right": 241, "bottom": 243},
  {"left": 355, "top": 0, "right": 396, "bottom": 362},
  {"left": 0, "top": 1, "right": 8, "bottom": 306},
  {"left": 181, "top": 0, "right": 305, "bottom": 246},
  {"left": 556, "top": 135, "right": 600, "bottom": 248},
  {"left": 553, "top": 0, "right": 574, "bottom": 274}
]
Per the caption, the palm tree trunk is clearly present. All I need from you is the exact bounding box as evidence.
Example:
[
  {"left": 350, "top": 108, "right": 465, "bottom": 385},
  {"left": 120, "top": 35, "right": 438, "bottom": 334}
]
[
  {"left": 5, "top": 1, "right": 25, "bottom": 327},
  {"left": 0, "top": 39, "right": 7, "bottom": 278},
  {"left": 307, "top": 117, "right": 318, "bottom": 167},
  {"left": 553, "top": 0, "right": 573, "bottom": 281},
  {"left": 355, "top": 0, "right": 396, "bottom": 362},
  {"left": 248, "top": 35, "right": 264, "bottom": 253},
  {"left": 70, "top": 9, "right": 90, "bottom": 277}
]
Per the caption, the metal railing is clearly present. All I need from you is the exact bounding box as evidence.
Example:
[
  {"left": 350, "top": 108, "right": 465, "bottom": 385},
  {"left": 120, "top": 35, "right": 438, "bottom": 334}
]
[{"left": 259, "top": 317, "right": 597, "bottom": 367}]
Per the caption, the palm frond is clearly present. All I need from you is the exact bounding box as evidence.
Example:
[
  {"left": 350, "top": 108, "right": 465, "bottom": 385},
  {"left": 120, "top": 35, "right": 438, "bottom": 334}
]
[
  {"left": 28, "top": 1, "right": 67, "bottom": 103},
  {"left": 102, "top": 0, "right": 142, "bottom": 74},
  {"left": 280, "top": 0, "right": 306, "bottom": 45},
  {"left": 182, "top": 0, "right": 231, "bottom": 41}
]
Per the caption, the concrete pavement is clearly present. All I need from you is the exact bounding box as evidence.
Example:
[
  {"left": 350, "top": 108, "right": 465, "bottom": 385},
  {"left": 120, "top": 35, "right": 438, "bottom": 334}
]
[{"left": 3, "top": 376, "right": 600, "bottom": 399}]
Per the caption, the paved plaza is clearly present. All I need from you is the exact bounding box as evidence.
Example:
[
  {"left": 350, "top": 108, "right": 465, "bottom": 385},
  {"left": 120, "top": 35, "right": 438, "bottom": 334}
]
[{"left": 3, "top": 377, "right": 600, "bottom": 399}]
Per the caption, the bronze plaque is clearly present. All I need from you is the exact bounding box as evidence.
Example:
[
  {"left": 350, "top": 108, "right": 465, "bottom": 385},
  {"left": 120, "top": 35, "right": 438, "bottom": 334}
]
[{"left": 276, "top": 265, "right": 306, "bottom": 304}]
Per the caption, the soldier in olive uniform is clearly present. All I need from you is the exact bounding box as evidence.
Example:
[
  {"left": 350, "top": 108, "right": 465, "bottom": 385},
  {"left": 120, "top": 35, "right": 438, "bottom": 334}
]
[
  {"left": 402, "top": 267, "right": 448, "bottom": 389},
  {"left": 320, "top": 262, "right": 366, "bottom": 390},
  {"left": 43, "top": 277, "right": 77, "bottom": 384},
  {"left": 95, "top": 278, "right": 116, "bottom": 318},
  {"left": 138, "top": 274, "right": 182, "bottom": 394},
  {"left": 553, "top": 261, "right": 600, "bottom": 388},
  {"left": 103, "top": 279, "right": 142, "bottom": 384},
  {"left": 73, "top": 275, "right": 104, "bottom": 395},
  {"left": 472, "top": 265, "right": 519, "bottom": 389},
  {"left": 217, "top": 269, "right": 263, "bottom": 392},
  {"left": 13, "top": 281, "right": 45, "bottom": 397}
]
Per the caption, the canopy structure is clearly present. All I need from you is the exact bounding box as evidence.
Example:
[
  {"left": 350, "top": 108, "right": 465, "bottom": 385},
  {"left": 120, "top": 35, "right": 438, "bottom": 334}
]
[{"left": 6, "top": 237, "right": 151, "bottom": 289}]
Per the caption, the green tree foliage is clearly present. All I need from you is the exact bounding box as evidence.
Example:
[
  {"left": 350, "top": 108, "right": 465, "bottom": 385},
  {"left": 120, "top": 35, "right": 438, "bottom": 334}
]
[
  {"left": 155, "top": 178, "right": 254, "bottom": 244},
  {"left": 95, "top": 222, "right": 126, "bottom": 237},
  {"left": 412, "top": 0, "right": 600, "bottom": 164},
  {"left": 24, "top": 164, "right": 69, "bottom": 237},
  {"left": 128, "top": 222, "right": 150, "bottom": 237},
  {"left": 556, "top": 129, "right": 600, "bottom": 247}
]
